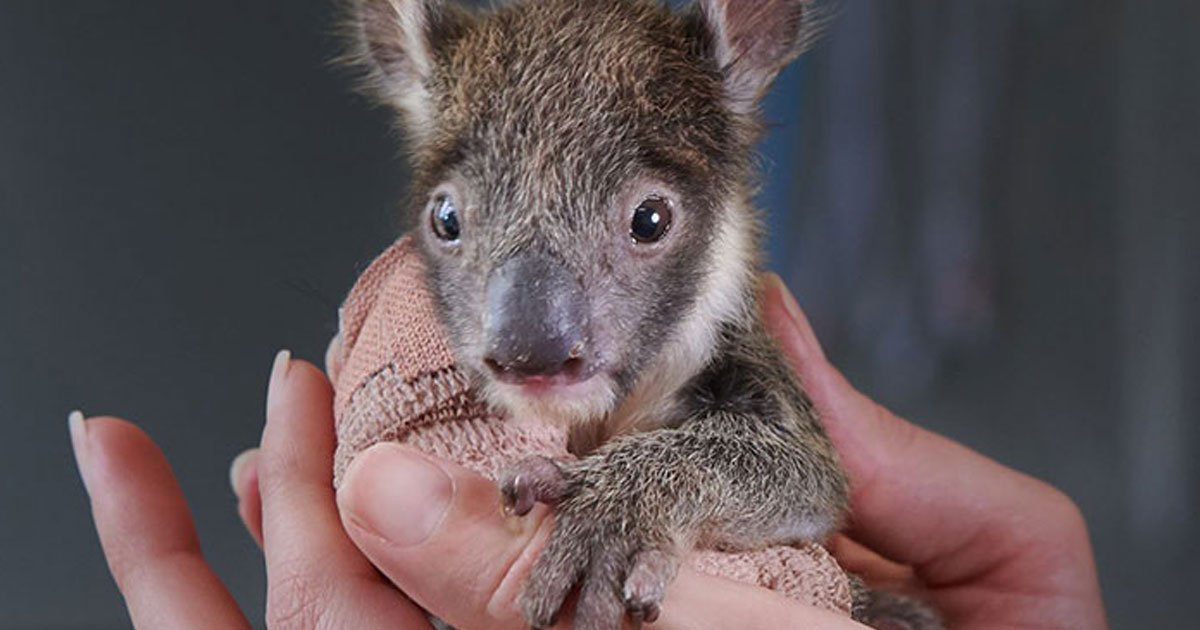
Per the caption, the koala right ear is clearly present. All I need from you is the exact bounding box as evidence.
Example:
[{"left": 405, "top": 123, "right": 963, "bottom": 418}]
[
  {"left": 344, "top": 0, "right": 471, "bottom": 138},
  {"left": 696, "top": 0, "right": 823, "bottom": 114}
]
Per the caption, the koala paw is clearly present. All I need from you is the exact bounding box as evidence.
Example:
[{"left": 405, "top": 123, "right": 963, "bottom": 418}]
[{"left": 508, "top": 463, "right": 680, "bottom": 630}]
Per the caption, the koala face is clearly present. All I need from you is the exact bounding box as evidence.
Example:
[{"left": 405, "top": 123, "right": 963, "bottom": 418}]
[{"left": 349, "top": 0, "right": 814, "bottom": 426}]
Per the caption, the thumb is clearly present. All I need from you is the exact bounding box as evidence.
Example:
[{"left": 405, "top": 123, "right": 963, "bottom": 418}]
[
  {"left": 337, "top": 444, "right": 542, "bottom": 630},
  {"left": 337, "top": 444, "right": 867, "bottom": 630}
]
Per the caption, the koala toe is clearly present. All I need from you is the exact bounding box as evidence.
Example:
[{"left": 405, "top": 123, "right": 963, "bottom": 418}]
[
  {"left": 500, "top": 455, "right": 566, "bottom": 517},
  {"left": 622, "top": 548, "right": 678, "bottom": 625},
  {"left": 520, "top": 524, "right": 591, "bottom": 628},
  {"left": 574, "top": 552, "right": 627, "bottom": 630}
]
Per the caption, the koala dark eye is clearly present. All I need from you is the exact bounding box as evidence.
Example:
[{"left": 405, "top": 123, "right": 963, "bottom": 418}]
[
  {"left": 630, "top": 197, "right": 673, "bottom": 244},
  {"left": 430, "top": 195, "right": 461, "bottom": 242}
]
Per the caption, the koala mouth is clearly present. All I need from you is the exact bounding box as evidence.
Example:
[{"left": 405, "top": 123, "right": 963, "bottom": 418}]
[
  {"left": 481, "top": 363, "right": 619, "bottom": 426},
  {"left": 485, "top": 358, "right": 609, "bottom": 400},
  {"left": 484, "top": 355, "right": 592, "bottom": 386},
  {"left": 504, "top": 372, "right": 596, "bottom": 396}
]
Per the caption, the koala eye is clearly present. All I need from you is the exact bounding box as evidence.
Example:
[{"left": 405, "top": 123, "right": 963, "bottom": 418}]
[
  {"left": 630, "top": 197, "right": 673, "bottom": 244},
  {"left": 430, "top": 194, "right": 461, "bottom": 242}
]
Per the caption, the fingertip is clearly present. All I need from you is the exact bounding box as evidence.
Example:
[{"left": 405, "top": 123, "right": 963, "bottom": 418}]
[
  {"left": 337, "top": 443, "right": 455, "bottom": 548},
  {"left": 338, "top": 444, "right": 552, "bottom": 629},
  {"left": 229, "top": 448, "right": 260, "bottom": 498},
  {"left": 286, "top": 357, "right": 333, "bottom": 388},
  {"left": 264, "top": 354, "right": 334, "bottom": 427},
  {"left": 260, "top": 354, "right": 336, "bottom": 462},
  {"left": 761, "top": 273, "right": 827, "bottom": 364},
  {"left": 760, "top": 278, "right": 870, "bottom": 435},
  {"left": 72, "top": 415, "right": 251, "bottom": 628},
  {"left": 83, "top": 416, "right": 164, "bottom": 465},
  {"left": 76, "top": 417, "right": 179, "bottom": 507}
]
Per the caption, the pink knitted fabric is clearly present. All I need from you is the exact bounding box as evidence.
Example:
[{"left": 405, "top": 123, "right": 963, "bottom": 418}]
[{"left": 328, "top": 236, "right": 853, "bottom": 617}]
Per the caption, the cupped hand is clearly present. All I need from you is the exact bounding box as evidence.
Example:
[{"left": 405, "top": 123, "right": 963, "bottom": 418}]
[
  {"left": 75, "top": 274, "right": 1107, "bottom": 629},
  {"left": 71, "top": 353, "right": 430, "bottom": 628},
  {"left": 75, "top": 351, "right": 862, "bottom": 629},
  {"left": 759, "top": 274, "right": 1108, "bottom": 629}
]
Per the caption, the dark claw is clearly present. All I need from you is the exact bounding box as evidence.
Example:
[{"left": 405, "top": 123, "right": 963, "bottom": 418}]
[
  {"left": 622, "top": 548, "right": 676, "bottom": 626},
  {"left": 501, "top": 474, "right": 537, "bottom": 516},
  {"left": 627, "top": 600, "right": 660, "bottom": 626},
  {"left": 500, "top": 456, "right": 566, "bottom": 516}
]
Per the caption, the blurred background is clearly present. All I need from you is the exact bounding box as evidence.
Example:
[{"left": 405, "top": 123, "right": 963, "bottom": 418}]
[{"left": 1, "top": 0, "right": 1195, "bottom": 627}]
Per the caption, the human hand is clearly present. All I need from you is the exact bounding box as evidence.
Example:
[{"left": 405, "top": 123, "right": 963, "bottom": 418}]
[
  {"left": 70, "top": 353, "right": 431, "bottom": 628},
  {"left": 76, "top": 275, "right": 1106, "bottom": 629},
  {"left": 759, "top": 274, "right": 1108, "bottom": 629},
  {"left": 75, "top": 351, "right": 863, "bottom": 629}
]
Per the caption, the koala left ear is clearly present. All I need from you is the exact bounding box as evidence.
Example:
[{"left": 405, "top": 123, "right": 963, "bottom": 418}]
[
  {"left": 344, "top": 0, "right": 473, "bottom": 139},
  {"left": 696, "top": 0, "right": 821, "bottom": 113}
]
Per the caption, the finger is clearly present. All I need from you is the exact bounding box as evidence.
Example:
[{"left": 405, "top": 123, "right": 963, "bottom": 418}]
[
  {"left": 572, "top": 544, "right": 624, "bottom": 630},
  {"left": 654, "top": 569, "right": 868, "bottom": 630},
  {"left": 762, "top": 276, "right": 1101, "bottom": 593},
  {"left": 70, "top": 413, "right": 250, "bottom": 629},
  {"left": 825, "top": 534, "right": 919, "bottom": 592},
  {"left": 338, "top": 443, "right": 549, "bottom": 630},
  {"left": 257, "top": 352, "right": 429, "bottom": 628},
  {"left": 229, "top": 448, "right": 263, "bottom": 547}
]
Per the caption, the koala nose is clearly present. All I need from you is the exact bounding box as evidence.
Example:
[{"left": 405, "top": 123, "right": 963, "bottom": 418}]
[{"left": 483, "top": 254, "right": 589, "bottom": 381}]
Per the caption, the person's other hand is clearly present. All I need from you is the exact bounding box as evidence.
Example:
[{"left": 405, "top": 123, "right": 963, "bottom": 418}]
[
  {"left": 759, "top": 274, "right": 1108, "bottom": 629},
  {"left": 76, "top": 352, "right": 863, "bottom": 629},
  {"left": 71, "top": 353, "right": 431, "bottom": 628}
]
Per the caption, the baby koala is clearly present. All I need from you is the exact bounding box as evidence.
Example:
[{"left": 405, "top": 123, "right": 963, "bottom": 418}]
[{"left": 345, "top": 1, "right": 938, "bottom": 628}]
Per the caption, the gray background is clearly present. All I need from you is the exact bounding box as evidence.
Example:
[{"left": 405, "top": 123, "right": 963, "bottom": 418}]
[{"left": 2, "top": 1, "right": 1195, "bottom": 627}]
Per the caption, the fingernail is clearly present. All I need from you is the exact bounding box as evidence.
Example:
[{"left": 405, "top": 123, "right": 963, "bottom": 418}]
[
  {"left": 68, "top": 410, "right": 90, "bottom": 492},
  {"left": 340, "top": 444, "right": 453, "bottom": 548},
  {"left": 271, "top": 349, "right": 292, "bottom": 385},
  {"left": 266, "top": 349, "right": 291, "bottom": 409},
  {"left": 229, "top": 448, "right": 259, "bottom": 497}
]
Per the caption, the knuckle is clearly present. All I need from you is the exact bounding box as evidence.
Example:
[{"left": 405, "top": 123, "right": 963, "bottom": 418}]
[
  {"left": 266, "top": 564, "right": 332, "bottom": 629},
  {"left": 258, "top": 442, "right": 304, "bottom": 495}
]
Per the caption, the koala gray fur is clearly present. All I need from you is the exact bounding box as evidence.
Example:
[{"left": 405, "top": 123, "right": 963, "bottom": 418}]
[{"left": 343, "top": 1, "right": 941, "bottom": 628}]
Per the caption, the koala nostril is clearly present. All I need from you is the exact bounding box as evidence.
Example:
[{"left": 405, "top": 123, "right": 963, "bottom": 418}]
[
  {"left": 562, "top": 356, "right": 585, "bottom": 378},
  {"left": 483, "top": 356, "right": 507, "bottom": 375},
  {"left": 484, "top": 340, "right": 588, "bottom": 382}
]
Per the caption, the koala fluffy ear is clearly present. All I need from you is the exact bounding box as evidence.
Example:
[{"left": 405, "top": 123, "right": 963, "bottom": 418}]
[
  {"left": 697, "top": 0, "right": 821, "bottom": 113},
  {"left": 345, "top": 0, "right": 471, "bottom": 138}
]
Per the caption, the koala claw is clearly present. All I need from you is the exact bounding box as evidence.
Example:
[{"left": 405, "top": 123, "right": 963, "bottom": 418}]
[
  {"left": 623, "top": 549, "right": 676, "bottom": 625},
  {"left": 519, "top": 480, "right": 681, "bottom": 629},
  {"left": 500, "top": 456, "right": 566, "bottom": 517}
]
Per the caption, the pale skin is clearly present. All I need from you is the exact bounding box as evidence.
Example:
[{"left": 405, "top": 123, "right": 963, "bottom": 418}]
[{"left": 70, "top": 276, "right": 1107, "bottom": 629}]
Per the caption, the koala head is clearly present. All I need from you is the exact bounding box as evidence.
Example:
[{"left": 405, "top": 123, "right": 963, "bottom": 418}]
[{"left": 346, "top": 0, "right": 819, "bottom": 427}]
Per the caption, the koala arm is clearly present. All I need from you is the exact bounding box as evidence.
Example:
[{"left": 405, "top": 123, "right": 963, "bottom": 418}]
[{"left": 508, "top": 322, "right": 850, "bottom": 629}]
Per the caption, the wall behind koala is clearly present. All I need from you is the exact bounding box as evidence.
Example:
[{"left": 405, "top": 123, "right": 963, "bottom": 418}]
[
  {"left": 0, "top": 1, "right": 404, "bottom": 626},
  {"left": 0, "top": 1, "right": 1195, "bottom": 627},
  {"left": 770, "top": 1, "right": 1198, "bottom": 627}
]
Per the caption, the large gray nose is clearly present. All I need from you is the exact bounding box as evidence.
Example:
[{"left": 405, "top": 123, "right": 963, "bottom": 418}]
[{"left": 483, "top": 254, "right": 589, "bottom": 380}]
